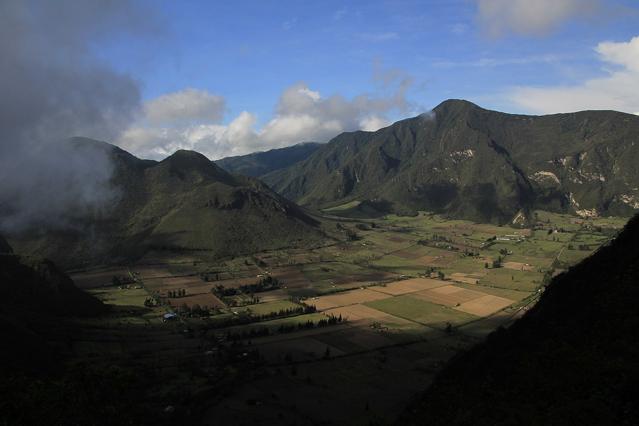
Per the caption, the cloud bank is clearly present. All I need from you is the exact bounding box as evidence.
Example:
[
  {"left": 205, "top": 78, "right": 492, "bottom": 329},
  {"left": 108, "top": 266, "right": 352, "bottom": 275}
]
[
  {"left": 118, "top": 76, "right": 413, "bottom": 160},
  {"left": 508, "top": 35, "right": 639, "bottom": 115},
  {"left": 0, "top": 0, "right": 150, "bottom": 232}
]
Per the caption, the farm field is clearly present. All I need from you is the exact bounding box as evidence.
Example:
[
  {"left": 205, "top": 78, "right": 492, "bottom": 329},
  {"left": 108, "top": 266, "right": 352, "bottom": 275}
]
[{"left": 67, "top": 210, "right": 625, "bottom": 425}]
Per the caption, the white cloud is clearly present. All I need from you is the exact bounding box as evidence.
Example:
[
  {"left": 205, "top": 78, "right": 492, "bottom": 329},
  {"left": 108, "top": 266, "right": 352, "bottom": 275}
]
[
  {"left": 359, "top": 116, "right": 390, "bottom": 131},
  {"left": 144, "top": 88, "right": 225, "bottom": 125},
  {"left": 597, "top": 37, "right": 639, "bottom": 72},
  {"left": 507, "top": 35, "right": 639, "bottom": 114},
  {"left": 476, "top": 0, "right": 599, "bottom": 37},
  {"left": 117, "top": 77, "right": 412, "bottom": 160},
  {"left": 433, "top": 54, "right": 560, "bottom": 69}
]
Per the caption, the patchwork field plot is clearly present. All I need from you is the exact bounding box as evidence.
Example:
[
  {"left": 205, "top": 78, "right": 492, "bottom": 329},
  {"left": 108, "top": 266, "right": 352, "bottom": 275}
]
[
  {"left": 71, "top": 267, "right": 131, "bottom": 289},
  {"left": 323, "top": 303, "right": 420, "bottom": 330},
  {"left": 411, "top": 285, "right": 488, "bottom": 307},
  {"left": 369, "top": 277, "right": 446, "bottom": 295},
  {"left": 366, "top": 296, "right": 478, "bottom": 329},
  {"left": 449, "top": 272, "right": 483, "bottom": 284},
  {"left": 503, "top": 261, "right": 534, "bottom": 271},
  {"left": 454, "top": 294, "right": 515, "bottom": 316},
  {"left": 311, "top": 288, "right": 390, "bottom": 310},
  {"left": 312, "top": 326, "right": 399, "bottom": 352}
]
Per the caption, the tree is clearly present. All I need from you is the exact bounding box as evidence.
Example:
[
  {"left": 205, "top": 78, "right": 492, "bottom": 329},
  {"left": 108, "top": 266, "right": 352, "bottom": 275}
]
[
  {"left": 324, "top": 346, "right": 331, "bottom": 359},
  {"left": 180, "top": 303, "right": 190, "bottom": 315},
  {"left": 437, "top": 271, "right": 445, "bottom": 280},
  {"left": 191, "top": 304, "right": 202, "bottom": 315}
]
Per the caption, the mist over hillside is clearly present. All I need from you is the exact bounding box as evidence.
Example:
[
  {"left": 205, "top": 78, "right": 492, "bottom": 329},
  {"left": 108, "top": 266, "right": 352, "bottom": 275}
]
[
  {"left": 7, "top": 138, "right": 324, "bottom": 268},
  {"left": 0, "top": 0, "right": 157, "bottom": 233}
]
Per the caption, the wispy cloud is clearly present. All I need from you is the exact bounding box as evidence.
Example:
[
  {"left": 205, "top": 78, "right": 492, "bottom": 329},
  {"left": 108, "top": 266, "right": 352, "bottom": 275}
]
[
  {"left": 433, "top": 54, "right": 562, "bottom": 68},
  {"left": 507, "top": 35, "right": 639, "bottom": 114},
  {"left": 357, "top": 32, "right": 400, "bottom": 42},
  {"left": 282, "top": 17, "right": 298, "bottom": 31},
  {"left": 450, "top": 23, "right": 468, "bottom": 36},
  {"left": 333, "top": 8, "right": 347, "bottom": 21}
]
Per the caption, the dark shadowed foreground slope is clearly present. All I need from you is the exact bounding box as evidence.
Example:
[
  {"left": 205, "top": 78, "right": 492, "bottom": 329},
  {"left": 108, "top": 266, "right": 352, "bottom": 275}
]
[
  {"left": 0, "top": 234, "right": 12, "bottom": 253},
  {"left": 216, "top": 142, "right": 321, "bottom": 177},
  {"left": 0, "top": 240, "right": 159, "bottom": 425},
  {"left": 265, "top": 100, "right": 639, "bottom": 223},
  {"left": 7, "top": 138, "right": 323, "bottom": 268},
  {"left": 1, "top": 238, "right": 106, "bottom": 375},
  {"left": 400, "top": 215, "right": 639, "bottom": 425}
]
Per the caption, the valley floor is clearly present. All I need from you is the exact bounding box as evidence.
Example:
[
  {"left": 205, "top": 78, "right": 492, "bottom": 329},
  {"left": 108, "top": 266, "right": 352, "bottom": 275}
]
[{"left": 67, "top": 210, "right": 626, "bottom": 425}]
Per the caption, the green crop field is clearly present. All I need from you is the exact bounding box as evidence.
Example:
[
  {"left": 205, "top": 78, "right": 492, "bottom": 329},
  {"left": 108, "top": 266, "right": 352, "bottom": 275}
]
[{"left": 366, "top": 296, "right": 478, "bottom": 329}]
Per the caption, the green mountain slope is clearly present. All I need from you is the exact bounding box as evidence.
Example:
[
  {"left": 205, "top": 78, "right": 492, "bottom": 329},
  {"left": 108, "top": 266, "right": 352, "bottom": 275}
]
[
  {"left": 400, "top": 214, "right": 639, "bottom": 425},
  {"left": 264, "top": 100, "right": 639, "bottom": 223},
  {"left": 215, "top": 142, "right": 321, "bottom": 177},
  {"left": 8, "top": 139, "right": 323, "bottom": 268}
]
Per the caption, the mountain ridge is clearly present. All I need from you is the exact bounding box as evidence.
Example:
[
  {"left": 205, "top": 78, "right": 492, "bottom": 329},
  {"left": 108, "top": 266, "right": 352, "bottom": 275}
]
[
  {"left": 6, "top": 139, "right": 324, "bottom": 268},
  {"left": 263, "top": 99, "right": 639, "bottom": 223},
  {"left": 215, "top": 141, "right": 322, "bottom": 177}
]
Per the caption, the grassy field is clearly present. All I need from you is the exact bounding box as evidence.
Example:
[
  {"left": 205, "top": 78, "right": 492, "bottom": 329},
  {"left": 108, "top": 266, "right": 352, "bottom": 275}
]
[{"left": 366, "top": 296, "right": 478, "bottom": 329}]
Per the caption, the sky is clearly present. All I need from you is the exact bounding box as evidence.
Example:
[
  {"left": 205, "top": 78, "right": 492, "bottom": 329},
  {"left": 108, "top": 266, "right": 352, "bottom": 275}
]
[
  {"left": 14, "top": 0, "right": 639, "bottom": 161},
  {"left": 1, "top": 0, "right": 638, "bottom": 231}
]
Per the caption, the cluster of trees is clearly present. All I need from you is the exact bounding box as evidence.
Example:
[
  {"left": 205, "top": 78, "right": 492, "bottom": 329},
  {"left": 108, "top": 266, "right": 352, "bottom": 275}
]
[
  {"left": 430, "top": 234, "right": 453, "bottom": 243},
  {"left": 482, "top": 236, "right": 497, "bottom": 249},
  {"left": 486, "top": 256, "right": 504, "bottom": 268},
  {"left": 207, "top": 305, "right": 317, "bottom": 329},
  {"left": 418, "top": 234, "right": 461, "bottom": 251},
  {"left": 225, "top": 296, "right": 260, "bottom": 307},
  {"left": 568, "top": 243, "right": 592, "bottom": 251},
  {"left": 225, "top": 314, "right": 344, "bottom": 341},
  {"left": 176, "top": 303, "right": 214, "bottom": 317},
  {"left": 167, "top": 289, "right": 187, "bottom": 298},
  {"left": 335, "top": 223, "right": 361, "bottom": 241},
  {"left": 240, "top": 276, "right": 281, "bottom": 293},
  {"left": 356, "top": 223, "right": 375, "bottom": 231},
  {"left": 201, "top": 272, "right": 221, "bottom": 282},
  {"left": 346, "top": 229, "right": 360, "bottom": 241},
  {"left": 112, "top": 275, "right": 135, "bottom": 286},
  {"left": 423, "top": 267, "right": 445, "bottom": 280},
  {"left": 143, "top": 297, "right": 158, "bottom": 307},
  {"left": 211, "top": 276, "right": 282, "bottom": 298}
]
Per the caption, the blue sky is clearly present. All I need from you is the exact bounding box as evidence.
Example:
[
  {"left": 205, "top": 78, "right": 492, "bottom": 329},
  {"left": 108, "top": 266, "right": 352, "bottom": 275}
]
[{"left": 91, "top": 0, "right": 639, "bottom": 159}]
